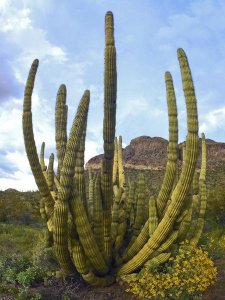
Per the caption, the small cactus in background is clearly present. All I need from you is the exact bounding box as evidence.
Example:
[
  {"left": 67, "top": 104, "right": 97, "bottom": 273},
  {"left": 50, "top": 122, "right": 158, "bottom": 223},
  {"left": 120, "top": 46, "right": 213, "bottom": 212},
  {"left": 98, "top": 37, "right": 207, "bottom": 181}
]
[{"left": 22, "top": 11, "right": 207, "bottom": 286}]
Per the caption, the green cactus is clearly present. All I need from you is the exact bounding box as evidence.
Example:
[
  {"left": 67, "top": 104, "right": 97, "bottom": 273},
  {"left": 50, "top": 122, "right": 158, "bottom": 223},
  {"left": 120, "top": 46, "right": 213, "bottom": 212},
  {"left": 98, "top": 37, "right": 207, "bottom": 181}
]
[{"left": 22, "top": 11, "right": 206, "bottom": 287}]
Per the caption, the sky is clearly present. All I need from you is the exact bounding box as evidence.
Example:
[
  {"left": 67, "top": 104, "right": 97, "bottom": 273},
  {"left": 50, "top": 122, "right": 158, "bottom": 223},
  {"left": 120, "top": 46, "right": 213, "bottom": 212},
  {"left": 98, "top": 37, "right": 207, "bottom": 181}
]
[{"left": 1, "top": 0, "right": 225, "bottom": 191}]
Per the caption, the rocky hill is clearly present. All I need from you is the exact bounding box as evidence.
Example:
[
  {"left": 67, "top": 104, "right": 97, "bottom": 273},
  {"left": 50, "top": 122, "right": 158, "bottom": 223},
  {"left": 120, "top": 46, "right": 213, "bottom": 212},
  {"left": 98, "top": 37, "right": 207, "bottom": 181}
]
[{"left": 86, "top": 136, "right": 225, "bottom": 171}]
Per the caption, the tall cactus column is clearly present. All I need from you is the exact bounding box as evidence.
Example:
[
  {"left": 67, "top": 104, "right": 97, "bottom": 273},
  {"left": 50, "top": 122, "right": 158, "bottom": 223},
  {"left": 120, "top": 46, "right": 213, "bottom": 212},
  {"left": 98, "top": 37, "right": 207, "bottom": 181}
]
[{"left": 101, "top": 11, "right": 117, "bottom": 264}]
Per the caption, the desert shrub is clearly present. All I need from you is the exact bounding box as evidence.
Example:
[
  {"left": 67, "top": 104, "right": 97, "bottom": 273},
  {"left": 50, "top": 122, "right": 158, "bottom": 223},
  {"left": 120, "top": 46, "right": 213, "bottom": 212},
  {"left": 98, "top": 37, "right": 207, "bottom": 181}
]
[
  {"left": 0, "top": 252, "right": 47, "bottom": 299},
  {"left": 0, "top": 190, "right": 41, "bottom": 224},
  {"left": 122, "top": 242, "right": 217, "bottom": 300},
  {"left": 200, "top": 228, "right": 225, "bottom": 259},
  {"left": 206, "top": 186, "right": 225, "bottom": 228},
  {"left": 31, "top": 229, "right": 58, "bottom": 269}
]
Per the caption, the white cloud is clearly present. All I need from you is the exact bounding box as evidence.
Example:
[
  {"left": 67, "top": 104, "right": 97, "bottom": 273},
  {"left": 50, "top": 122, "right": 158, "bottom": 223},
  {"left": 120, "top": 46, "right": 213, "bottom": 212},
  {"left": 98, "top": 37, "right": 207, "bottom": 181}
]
[
  {"left": 199, "top": 106, "right": 225, "bottom": 135},
  {"left": 85, "top": 140, "right": 101, "bottom": 163},
  {"left": 0, "top": 8, "right": 31, "bottom": 32},
  {"left": 0, "top": 0, "right": 10, "bottom": 12},
  {"left": 0, "top": 150, "right": 37, "bottom": 191},
  {"left": 0, "top": 0, "right": 68, "bottom": 72}
]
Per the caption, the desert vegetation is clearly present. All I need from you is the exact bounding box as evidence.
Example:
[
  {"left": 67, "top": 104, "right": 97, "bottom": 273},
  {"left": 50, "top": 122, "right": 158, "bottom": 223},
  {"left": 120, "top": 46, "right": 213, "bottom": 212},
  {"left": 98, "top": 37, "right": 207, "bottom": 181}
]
[{"left": 0, "top": 10, "right": 225, "bottom": 300}]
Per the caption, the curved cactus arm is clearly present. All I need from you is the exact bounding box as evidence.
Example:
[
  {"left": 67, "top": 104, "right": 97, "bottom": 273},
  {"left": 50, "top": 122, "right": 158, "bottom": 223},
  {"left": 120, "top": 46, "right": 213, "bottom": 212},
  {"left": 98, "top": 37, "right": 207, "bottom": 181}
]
[
  {"left": 156, "top": 72, "right": 178, "bottom": 218},
  {"left": 122, "top": 220, "right": 149, "bottom": 262},
  {"left": 101, "top": 11, "right": 117, "bottom": 264},
  {"left": 190, "top": 133, "right": 207, "bottom": 246},
  {"left": 71, "top": 237, "right": 89, "bottom": 275},
  {"left": 142, "top": 252, "right": 171, "bottom": 273},
  {"left": 54, "top": 90, "right": 90, "bottom": 274},
  {"left": 71, "top": 194, "right": 109, "bottom": 275},
  {"left": 22, "top": 59, "right": 55, "bottom": 219},
  {"left": 118, "top": 48, "right": 199, "bottom": 276},
  {"left": 55, "top": 84, "right": 68, "bottom": 179},
  {"left": 82, "top": 272, "right": 115, "bottom": 287}
]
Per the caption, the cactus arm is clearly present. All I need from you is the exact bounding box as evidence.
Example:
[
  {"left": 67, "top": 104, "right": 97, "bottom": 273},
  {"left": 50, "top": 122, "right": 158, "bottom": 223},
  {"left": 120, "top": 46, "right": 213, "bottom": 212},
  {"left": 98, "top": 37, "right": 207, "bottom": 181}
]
[
  {"left": 87, "top": 167, "right": 94, "bottom": 223},
  {"left": 122, "top": 220, "right": 149, "bottom": 262},
  {"left": 190, "top": 133, "right": 207, "bottom": 246},
  {"left": 118, "top": 136, "right": 125, "bottom": 189},
  {"left": 101, "top": 11, "right": 117, "bottom": 264},
  {"left": 156, "top": 72, "right": 178, "bottom": 217},
  {"left": 22, "top": 59, "right": 55, "bottom": 218},
  {"left": 113, "top": 137, "right": 118, "bottom": 185},
  {"left": 71, "top": 237, "right": 89, "bottom": 275},
  {"left": 74, "top": 119, "right": 87, "bottom": 211},
  {"left": 149, "top": 196, "right": 158, "bottom": 236},
  {"left": 93, "top": 174, "right": 104, "bottom": 256},
  {"left": 82, "top": 272, "right": 115, "bottom": 287},
  {"left": 142, "top": 252, "right": 171, "bottom": 272},
  {"left": 71, "top": 194, "right": 109, "bottom": 275},
  {"left": 118, "top": 48, "right": 199, "bottom": 276},
  {"left": 47, "top": 153, "right": 54, "bottom": 191},
  {"left": 40, "top": 142, "right": 47, "bottom": 171},
  {"left": 55, "top": 84, "right": 67, "bottom": 179},
  {"left": 132, "top": 173, "right": 146, "bottom": 237},
  {"left": 53, "top": 90, "right": 90, "bottom": 274},
  {"left": 177, "top": 207, "right": 192, "bottom": 242}
]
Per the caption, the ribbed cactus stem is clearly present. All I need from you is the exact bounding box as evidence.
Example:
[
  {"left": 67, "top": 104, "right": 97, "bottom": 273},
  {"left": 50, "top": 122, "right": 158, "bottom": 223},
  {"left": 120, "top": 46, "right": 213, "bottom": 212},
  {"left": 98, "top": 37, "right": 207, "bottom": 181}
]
[
  {"left": 74, "top": 122, "right": 87, "bottom": 210},
  {"left": 101, "top": 11, "right": 117, "bottom": 263},
  {"left": 182, "top": 142, "right": 186, "bottom": 162},
  {"left": 113, "top": 137, "right": 118, "bottom": 185},
  {"left": 190, "top": 133, "right": 207, "bottom": 246},
  {"left": 47, "top": 153, "right": 54, "bottom": 191},
  {"left": 192, "top": 169, "right": 199, "bottom": 195},
  {"left": 149, "top": 196, "right": 158, "bottom": 236},
  {"left": 132, "top": 173, "right": 146, "bottom": 236},
  {"left": 40, "top": 142, "right": 47, "bottom": 171},
  {"left": 72, "top": 195, "right": 108, "bottom": 275},
  {"left": 156, "top": 72, "right": 178, "bottom": 217},
  {"left": 55, "top": 84, "right": 67, "bottom": 179},
  {"left": 143, "top": 252, "right": 171, "bottom": 272},
  {"left": 177, "top": 206, "right": 192, "bottom": 242},
  {"left": 127, "top": 180, "right": 135, "bottom": 226},
  {"left": 87, "top": 167, "right": 94, "bottom": 223},
  {"left": 118, "top": 136, "right": 125, "bottom": 189},
  {"left": 39, "top": 197, "right": 47, "bottom": 221},
  {"left": 93, "top": 174, "right": 104, "bottom": 256}
]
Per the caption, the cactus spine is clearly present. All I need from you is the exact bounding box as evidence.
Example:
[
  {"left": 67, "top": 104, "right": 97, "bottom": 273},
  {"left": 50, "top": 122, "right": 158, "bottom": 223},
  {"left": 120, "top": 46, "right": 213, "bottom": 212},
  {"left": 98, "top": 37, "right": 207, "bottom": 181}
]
[{"left": 22, "top": 12, "right": 206, "bottom": 287}]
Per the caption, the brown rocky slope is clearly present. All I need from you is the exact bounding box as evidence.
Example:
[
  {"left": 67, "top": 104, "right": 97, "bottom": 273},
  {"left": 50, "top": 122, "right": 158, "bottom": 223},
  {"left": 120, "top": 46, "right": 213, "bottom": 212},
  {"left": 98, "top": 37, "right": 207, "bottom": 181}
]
[{"left": 86, "top": 135, "right": 225, "bottom": 171}]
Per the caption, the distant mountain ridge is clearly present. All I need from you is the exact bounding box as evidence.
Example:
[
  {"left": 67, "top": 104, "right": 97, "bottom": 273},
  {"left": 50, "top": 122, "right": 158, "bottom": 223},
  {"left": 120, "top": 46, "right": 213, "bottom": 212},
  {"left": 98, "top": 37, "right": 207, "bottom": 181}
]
[{"left": 86, "top": 136, "right": 225, "bottom": 171}]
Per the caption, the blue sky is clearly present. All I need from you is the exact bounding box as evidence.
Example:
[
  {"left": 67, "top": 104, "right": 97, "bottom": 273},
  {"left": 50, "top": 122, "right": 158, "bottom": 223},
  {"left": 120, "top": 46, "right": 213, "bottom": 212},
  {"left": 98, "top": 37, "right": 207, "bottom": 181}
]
[{"left": 1, "top": 0, "right": 225, "bottom": 191}]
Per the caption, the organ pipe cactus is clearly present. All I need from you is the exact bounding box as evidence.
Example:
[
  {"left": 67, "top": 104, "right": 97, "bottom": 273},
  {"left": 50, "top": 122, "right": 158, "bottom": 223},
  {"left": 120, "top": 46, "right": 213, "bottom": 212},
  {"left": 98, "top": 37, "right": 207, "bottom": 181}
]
[{"left": 22, "top": 11, "right": 205, "bottom": 286}]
